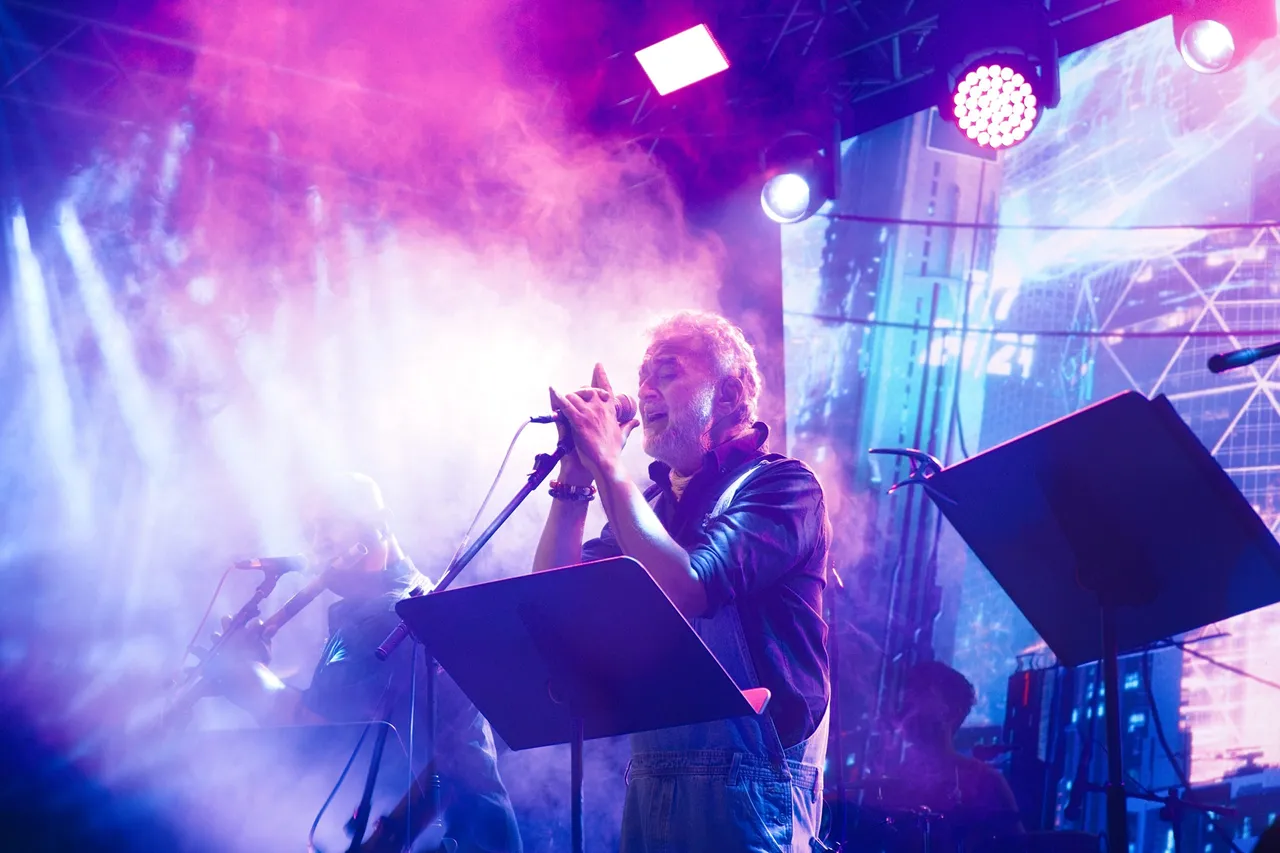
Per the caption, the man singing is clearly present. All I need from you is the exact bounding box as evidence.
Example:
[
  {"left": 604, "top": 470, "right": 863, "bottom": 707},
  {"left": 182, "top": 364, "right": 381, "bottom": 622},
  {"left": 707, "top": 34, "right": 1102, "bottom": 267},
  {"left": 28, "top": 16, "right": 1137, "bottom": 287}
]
[
  {"left": 533, "top": 310, "right": 831, "bottom": 852},
  {"left": 207, "top": 472, "right": 522, "bottom": 853}
]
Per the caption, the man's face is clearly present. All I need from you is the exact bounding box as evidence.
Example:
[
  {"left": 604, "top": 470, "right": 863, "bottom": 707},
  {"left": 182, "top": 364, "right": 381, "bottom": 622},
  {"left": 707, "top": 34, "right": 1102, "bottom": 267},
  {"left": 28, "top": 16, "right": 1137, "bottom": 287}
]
[
  {"left": 304, "top": 512, "right": 386, "bottom": 599},
  {"left": 901, "top": 686, "right": 963, "bottom": 744},
  {"left": 305, "top": 513, "right": 370, "bottom": 565},
  {"left": 637, "top": 338, "right": 719, "bottom": 473}
]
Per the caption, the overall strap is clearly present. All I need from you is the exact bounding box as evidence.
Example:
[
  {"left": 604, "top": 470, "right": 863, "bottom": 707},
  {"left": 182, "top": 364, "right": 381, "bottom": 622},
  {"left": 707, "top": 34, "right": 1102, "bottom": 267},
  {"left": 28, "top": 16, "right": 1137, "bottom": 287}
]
[{"left": 709, "top": 453, "right": 785, "bottom": 520}]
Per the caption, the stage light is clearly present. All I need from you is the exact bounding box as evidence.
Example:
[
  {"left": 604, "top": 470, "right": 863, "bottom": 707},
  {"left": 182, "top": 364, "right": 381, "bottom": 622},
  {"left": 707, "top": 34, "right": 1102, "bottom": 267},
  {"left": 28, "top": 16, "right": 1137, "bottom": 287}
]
[
  {"left": 951, "top": 55, "right": 1041, "bottom": 150},
  {"left": 761, "top": 173, "right": 813, "bottom": 225},
  {"left": 938, "top": 0, "right": 1059, "bottom": 152},
  {"left": 759, "top": 128, "right": 840, "bottom": 225},
  {"left": 635, "top": 24, "right": 729, "bottom": 96},
  {"left": 1179, "top": 19, "right": 1235, "bottom": 73},
  {"left": 1172, "top": 0, "right": 1275, "bottom": 74}
]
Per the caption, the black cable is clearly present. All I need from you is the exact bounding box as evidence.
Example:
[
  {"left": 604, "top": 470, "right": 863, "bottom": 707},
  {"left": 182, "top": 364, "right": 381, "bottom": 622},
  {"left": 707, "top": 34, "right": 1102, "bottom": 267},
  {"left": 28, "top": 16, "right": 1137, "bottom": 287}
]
[
  {"left": 406, "top": 639, "right": 417, "bottom": 848},
  {"left": 308, "top": 673, "right": 397, "bottom": 852},
  {"left": 954, "top": 404, "right": 971, "bottom": 461},
  {"left": 943, "top": 161, "right": 986, "bottom": 466},
  {"left": 1141, "top": 650, "right": 1246, "bottom": 853},
  {"left": 1141, "top": 651, "right": 1191, "bottom": 790},
  {"left": 373, "top": 417, "right": 532, "bottom": 835},
  {"left": 784, "top": 309, "right": 1280, "bottom": 341},
  {"left": 1064, "top": 664, "right": 1101, "bottom": 824},
  {"left": 309, "top": 723, "right": 372, "bottom": 853},
  {"left": 821, "top": 211, "right": 1280, "bottom": 233}
]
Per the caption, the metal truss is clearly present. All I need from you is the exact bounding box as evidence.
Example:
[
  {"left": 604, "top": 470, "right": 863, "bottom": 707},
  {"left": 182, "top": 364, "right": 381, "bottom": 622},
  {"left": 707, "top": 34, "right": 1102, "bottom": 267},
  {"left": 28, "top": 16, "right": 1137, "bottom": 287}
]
[
  {"left": 0, "top": 0, "right": 1182, "bottom": 174},
  {"left": 595, "top": 0, "right": 1181, "bottom": 148},
  {"left": 0, "top": 0, "right": 429, "bottom": 189}
]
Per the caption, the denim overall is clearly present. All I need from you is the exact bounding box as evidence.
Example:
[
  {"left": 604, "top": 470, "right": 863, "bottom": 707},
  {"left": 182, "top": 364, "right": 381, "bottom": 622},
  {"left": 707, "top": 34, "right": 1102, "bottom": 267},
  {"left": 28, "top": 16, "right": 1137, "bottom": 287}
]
[{"left": 619, "top": 461, "right": 830, "bottom": 853}]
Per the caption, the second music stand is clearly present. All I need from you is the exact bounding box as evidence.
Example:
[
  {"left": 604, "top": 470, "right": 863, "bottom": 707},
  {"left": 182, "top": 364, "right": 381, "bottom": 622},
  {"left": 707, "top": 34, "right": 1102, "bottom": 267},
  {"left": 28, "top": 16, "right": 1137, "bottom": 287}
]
[{"left": 890, "top": 391, "right": 1280, "bottom": 852}]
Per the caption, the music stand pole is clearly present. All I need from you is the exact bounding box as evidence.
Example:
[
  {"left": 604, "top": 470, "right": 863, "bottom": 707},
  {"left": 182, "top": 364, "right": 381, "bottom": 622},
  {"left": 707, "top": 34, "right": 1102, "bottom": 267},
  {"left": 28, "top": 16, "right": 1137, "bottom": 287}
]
[{"left": 1100, "top": 603, "right": 1127, "bottom": 853}]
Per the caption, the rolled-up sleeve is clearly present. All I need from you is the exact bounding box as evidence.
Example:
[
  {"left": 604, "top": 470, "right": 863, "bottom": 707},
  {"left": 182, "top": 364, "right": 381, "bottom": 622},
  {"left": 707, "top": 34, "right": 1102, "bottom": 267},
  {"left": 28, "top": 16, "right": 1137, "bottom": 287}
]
[{"left": 689, "top": 461, "right": 825, "bottom": 617}]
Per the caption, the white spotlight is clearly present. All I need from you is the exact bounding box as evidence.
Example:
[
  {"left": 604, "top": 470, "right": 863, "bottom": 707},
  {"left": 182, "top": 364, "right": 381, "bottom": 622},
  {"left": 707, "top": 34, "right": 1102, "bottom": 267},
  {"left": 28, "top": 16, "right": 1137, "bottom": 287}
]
[
  {"left": 1172, "top": 0, "right": 1275, "bottom": 75},
  {"left": 761, "top": 173, "right": 813, "bottom": 225},
  {"left": 758, "top": 128, "right": 840, "bottom": 225},
  {"left": 1179, "top": 19, "right": 1236, "bottom": 73}
]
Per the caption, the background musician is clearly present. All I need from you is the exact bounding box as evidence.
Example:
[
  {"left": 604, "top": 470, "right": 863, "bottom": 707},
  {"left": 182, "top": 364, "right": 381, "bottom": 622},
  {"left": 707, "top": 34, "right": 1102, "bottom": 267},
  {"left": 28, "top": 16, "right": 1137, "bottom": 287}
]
[
  {"left": 889, "top": 660, "right": 1025, "bottom": 847},
  {"left": 204, "top": 472, "right": 522, "bottom": 853}
]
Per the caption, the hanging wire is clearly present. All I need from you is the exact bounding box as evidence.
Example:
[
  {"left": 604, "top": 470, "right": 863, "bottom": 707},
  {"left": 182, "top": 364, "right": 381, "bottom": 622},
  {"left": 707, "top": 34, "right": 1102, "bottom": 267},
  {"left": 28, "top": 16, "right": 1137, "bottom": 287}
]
[
  {"left": 821, "top": 212, "right": 1280, "bottom": 232},
  {"left": 784, "top": 309, "right": 1280, "bottom": 340},
  {"left": 1168, "top": 639, "right": 1280, "bottom": 693}
]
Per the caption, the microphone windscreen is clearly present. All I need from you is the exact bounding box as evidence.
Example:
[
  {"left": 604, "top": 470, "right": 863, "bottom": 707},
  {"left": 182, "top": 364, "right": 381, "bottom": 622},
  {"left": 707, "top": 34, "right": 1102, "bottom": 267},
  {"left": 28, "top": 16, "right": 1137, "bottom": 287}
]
[{"left": 616, "top": 393, "right": 639, "bottom": 422}]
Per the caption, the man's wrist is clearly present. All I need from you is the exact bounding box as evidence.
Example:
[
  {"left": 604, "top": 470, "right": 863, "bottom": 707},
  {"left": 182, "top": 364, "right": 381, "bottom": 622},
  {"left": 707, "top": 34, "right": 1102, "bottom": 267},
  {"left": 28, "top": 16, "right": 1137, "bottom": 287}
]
[
  {"left": 556, "top": 465, "right": 595, "bottom": 487},
  {"left": 593, "top": 459, "right": 630, "bottom": 489}
]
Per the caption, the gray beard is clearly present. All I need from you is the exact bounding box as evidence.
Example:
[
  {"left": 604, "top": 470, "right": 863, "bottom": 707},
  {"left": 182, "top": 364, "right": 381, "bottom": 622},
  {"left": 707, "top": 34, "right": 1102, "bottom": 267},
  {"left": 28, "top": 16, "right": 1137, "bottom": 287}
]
[{"left": 642, "top": 388, "right": 714, "bottom": 471}]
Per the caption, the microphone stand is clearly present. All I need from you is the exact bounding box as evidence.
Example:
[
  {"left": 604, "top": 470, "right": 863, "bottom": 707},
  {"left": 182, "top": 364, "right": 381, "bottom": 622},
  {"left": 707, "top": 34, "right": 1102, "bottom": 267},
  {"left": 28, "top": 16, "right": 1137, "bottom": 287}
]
[
  {"left": 357, "top": 440, "right": 571, "bottom": 852},
  {"left": 164, "top": 567, "right": 290, "bottom": 729}
]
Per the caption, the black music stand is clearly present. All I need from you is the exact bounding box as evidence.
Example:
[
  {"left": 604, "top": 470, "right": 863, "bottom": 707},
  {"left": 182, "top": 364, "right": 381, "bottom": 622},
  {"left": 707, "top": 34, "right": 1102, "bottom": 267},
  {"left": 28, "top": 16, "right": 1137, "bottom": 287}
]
[
  {"left": 894, "top": 391, "right": 1280, "bottom": 853},
  {"left": 393, "top": 555, "right": 770, "bottom": 853}
]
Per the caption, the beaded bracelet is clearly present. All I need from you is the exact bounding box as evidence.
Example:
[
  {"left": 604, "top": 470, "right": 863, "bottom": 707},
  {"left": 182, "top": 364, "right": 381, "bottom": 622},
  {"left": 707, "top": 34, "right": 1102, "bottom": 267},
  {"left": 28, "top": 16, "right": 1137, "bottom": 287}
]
[{"left": 549, "top": 480, "right": 597, "bottom": 502}]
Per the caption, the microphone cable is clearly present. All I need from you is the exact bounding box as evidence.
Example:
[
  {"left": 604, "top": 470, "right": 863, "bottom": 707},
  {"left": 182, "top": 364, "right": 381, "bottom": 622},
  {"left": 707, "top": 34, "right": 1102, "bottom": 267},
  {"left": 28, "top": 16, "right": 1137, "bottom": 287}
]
[
  {"left": 170, "top": 563, "right": 235, "bottom": 687},
  {"left": 440, "top": 419, "right": 534, "bottom": 583},
  {"left": 391, "top": 418, "right": 536, "bottom": 848},
  {"left": 1141, "top": 649, "right": 1245, "bottom": 853},
  {"left": 1064, "top": 664, "right": 1101, "bottom": 823},
  {"left": 308, "top": 673, "right": 398, "bottom": 853},
  {"left": 312, "top": 418, "right": 540, "bottom": 851}
]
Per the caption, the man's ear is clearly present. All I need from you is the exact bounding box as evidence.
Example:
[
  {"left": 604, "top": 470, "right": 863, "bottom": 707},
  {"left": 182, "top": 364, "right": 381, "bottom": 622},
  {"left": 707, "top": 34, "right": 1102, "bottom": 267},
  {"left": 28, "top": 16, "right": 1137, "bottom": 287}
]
[{"left": 716, "top": 376, "right": 745, "bottom": 417}]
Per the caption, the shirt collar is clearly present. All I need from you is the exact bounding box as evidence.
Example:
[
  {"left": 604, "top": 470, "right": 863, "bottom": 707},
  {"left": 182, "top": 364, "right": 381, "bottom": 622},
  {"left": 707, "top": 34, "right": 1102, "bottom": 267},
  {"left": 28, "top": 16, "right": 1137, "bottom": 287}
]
[{"left": 648, "top": 421, "right": 771, "bottom": 489}]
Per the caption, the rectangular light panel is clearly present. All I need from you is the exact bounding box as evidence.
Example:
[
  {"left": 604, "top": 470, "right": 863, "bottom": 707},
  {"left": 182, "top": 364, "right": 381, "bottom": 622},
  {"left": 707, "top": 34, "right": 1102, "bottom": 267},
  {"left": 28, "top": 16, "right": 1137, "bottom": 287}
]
[{"left": 634, "top": 24, "right": 730, "bottom": 96}]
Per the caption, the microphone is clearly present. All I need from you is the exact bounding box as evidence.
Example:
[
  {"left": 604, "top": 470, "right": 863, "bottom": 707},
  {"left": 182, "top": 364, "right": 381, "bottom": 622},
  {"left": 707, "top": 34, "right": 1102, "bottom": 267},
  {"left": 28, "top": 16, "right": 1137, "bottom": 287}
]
[
  {"left": 530, "top": 393, "right": 639, "bottom": 425},
  {"left": 234, "top": 555, "right": 308, "bottom": 573},
  {"left": 1207, "top": 341, "right": 1280, "bottom": 373}
]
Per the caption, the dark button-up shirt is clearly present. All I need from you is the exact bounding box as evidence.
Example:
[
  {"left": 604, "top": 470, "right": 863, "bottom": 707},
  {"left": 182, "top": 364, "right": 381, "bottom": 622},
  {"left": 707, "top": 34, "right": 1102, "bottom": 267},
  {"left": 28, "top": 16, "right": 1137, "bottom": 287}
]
[{"left": 582, "top": 423, "right": 831, "bottom": 747}]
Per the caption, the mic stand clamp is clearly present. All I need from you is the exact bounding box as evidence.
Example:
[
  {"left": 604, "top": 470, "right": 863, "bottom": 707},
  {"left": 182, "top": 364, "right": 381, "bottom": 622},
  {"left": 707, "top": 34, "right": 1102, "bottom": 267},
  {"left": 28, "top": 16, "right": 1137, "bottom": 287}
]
[
  {"left": 358, "top": 441, "right": 572, "bottom": 852},
  {"left": 868, "top": 448, "right": 956, "bottom": 505}
]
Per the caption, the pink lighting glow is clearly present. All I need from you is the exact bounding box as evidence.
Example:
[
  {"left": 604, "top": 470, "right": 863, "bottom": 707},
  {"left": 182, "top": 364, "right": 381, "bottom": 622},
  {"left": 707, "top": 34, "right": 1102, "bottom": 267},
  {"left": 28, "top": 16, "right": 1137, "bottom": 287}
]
[
  {"left": 952, "top": 62, "right": 1039, "bottom": 150},
  {"left": 634, "top": 24, "right": 730, "bottom": 96}
]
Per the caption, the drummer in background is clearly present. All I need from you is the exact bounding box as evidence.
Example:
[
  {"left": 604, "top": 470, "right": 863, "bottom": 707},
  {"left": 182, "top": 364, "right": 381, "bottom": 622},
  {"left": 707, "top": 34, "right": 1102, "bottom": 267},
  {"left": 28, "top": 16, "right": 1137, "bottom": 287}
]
[{"left": 894, "top": 661, "right": 1025, "bottom": 833}]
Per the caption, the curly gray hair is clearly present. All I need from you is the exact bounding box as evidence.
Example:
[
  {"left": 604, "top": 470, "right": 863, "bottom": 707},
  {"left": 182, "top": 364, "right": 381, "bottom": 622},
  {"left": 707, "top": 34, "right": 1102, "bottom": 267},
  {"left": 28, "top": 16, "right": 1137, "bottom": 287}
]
[{"left": 646, "top": 310, "right": 762, "bottom": 428}]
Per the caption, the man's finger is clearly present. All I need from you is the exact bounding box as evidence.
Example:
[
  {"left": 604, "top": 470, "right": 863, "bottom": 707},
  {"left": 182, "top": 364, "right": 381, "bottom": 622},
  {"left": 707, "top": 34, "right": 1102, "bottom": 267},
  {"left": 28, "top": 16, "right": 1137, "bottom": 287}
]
[
  {"left": 592, "top": 363, "right": 613, "bottom": 394},
  {"left": 549, "top": 386, "right": 574, "bottom": 412},
  {"left": 557, "top": 389, "right": 590, "bottom": 416},
  {"left": 621, "top": 418, "right": 640, "bottom": 443}
]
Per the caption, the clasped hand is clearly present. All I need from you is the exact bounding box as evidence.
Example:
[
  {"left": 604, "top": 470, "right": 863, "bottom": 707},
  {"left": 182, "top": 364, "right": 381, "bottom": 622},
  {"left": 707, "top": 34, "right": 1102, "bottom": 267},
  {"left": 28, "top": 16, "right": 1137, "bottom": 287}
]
[{"left": 549, "top": 363, "right": 640, "bottom": 485}]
